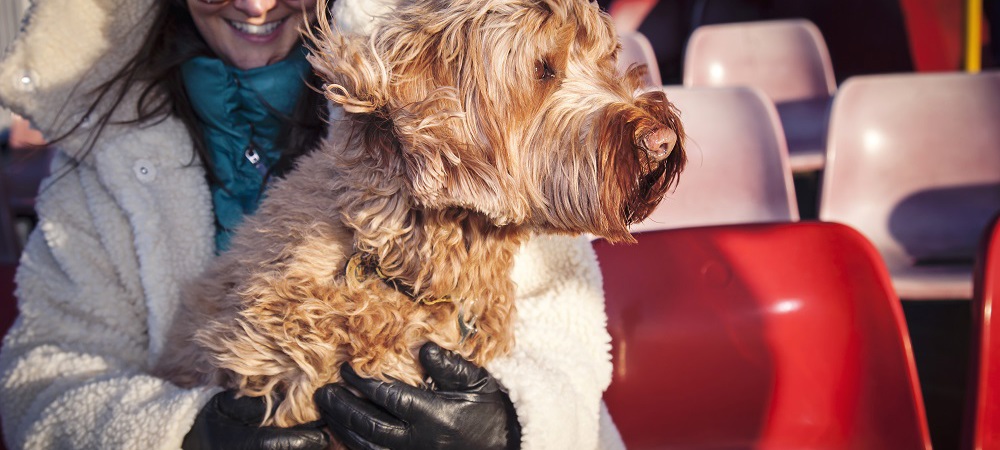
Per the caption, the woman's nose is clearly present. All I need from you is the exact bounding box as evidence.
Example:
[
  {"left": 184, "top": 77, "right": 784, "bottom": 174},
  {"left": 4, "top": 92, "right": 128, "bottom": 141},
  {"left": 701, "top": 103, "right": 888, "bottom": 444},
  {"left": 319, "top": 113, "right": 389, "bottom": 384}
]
[{"left": 232, "top": 0, "right": 278, "bottom": 17}]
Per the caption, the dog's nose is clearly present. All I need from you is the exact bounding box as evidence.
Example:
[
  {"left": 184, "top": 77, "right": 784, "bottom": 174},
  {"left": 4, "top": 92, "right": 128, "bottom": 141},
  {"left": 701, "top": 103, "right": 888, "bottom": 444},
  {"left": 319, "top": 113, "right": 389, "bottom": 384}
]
[{"left": 640, "top": 127, "right": 677, "bottom": 163}]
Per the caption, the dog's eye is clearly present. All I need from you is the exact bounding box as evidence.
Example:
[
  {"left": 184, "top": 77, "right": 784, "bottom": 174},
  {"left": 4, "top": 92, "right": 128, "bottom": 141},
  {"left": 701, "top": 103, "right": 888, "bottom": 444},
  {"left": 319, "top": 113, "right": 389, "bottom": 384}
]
[{"left": 533, "top": 60, "right": 555, "bottom": 80}]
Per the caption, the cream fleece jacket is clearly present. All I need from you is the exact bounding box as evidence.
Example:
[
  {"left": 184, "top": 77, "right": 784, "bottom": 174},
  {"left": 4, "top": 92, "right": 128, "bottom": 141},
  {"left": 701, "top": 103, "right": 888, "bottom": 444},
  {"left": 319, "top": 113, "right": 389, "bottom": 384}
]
[{"left": 0, "top": 0, "right": 627, "bottom": 449}]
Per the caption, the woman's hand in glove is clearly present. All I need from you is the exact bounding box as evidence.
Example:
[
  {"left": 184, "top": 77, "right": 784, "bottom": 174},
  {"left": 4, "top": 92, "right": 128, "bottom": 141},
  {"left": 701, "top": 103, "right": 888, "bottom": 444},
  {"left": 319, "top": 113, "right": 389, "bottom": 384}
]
[
  {"left": 314, "top": 341, "right": 521, "bottom": 450},
  {"left": 182, "top": 390, "right": 330, "bottom": 450}
]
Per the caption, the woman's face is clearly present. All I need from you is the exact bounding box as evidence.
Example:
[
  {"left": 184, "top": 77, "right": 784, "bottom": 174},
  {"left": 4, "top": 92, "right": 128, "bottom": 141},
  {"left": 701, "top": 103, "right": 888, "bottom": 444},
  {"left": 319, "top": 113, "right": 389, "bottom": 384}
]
[{"left": 187, "top": 0, "right": 318, "bottom": 70}]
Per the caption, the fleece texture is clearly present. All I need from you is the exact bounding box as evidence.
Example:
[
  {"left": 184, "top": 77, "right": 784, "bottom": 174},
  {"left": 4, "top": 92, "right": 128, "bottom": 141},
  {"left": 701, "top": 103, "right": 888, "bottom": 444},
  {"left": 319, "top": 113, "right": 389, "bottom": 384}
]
[
  {"left": 332, "top": 0, "right": 401, "bottom": 35},
  {"left": 0, "top": 0, "right": 628, "bottom": 449}
]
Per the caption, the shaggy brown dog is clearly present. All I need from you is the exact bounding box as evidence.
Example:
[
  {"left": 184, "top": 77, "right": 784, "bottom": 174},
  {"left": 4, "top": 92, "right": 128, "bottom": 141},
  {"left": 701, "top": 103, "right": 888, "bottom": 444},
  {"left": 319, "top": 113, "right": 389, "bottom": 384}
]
[{"left": 157, "top": 0, "right": 686, "bottom": 430}]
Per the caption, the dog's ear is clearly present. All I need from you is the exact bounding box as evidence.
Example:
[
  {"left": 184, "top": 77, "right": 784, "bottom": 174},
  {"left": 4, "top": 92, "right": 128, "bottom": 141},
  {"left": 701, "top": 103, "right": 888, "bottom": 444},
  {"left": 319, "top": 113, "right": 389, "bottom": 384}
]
[
  {"left": 392, "top": 92, "right": 528, "bottom": 226},
  {"left": 310, "top": 3, "right": 529, "bottom": 225},
  {"left": 308, "top": 18, "right": 390, "bottom": 113}
]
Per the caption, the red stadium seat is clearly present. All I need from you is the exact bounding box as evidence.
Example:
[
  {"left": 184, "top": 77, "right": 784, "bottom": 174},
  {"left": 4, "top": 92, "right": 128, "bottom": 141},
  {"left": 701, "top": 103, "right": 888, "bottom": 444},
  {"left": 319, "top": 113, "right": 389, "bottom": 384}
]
[
  {"left": 819, "top": 71, "right": 1000, "bottom": 301},
  {"left": 594, "top": 222, "right": 932, "bottom": 449},
  {"left": 683, "top": 19, "right": 836, "bottom": 173},
  {"left": 967, "top": 215, "right": 1000, "bottom": 450},
  {"left": 631, "top": 85, "right": 797, "bottom": 233}
]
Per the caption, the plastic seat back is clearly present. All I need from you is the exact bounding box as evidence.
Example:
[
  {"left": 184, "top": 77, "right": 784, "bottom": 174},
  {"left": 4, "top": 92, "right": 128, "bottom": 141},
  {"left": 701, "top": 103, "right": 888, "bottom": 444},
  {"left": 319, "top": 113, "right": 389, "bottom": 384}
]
[
  {"left": 684, "top": 19, "right": 835, "bottom": 103},
  {"left": 968, "top": 215, "right": 1000, "bottom": 450},
  {"left": 617, "top": 31, "right": 662, "bottom": 87},
  {"left": 820, "top": 71, "right": 1000, "bottom": 300},
  {"left": 632, "top": 86, "right": 797, "bottom": 233},
  {"left": 683, "top": 19, "right": 836, "bottom": 172},
  {"left": 594, "top": 222, "right": 931, "bottom": 449}
]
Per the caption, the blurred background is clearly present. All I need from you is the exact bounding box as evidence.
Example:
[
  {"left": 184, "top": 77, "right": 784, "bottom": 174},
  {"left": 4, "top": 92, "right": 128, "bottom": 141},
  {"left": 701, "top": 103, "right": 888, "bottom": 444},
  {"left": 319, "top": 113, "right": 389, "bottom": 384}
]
[
  {"left": 596, "top": 2, "right": 1000, "bottom": 450},
  {"left": 599, "top": 0, "right": 994, "bottom": 84}
]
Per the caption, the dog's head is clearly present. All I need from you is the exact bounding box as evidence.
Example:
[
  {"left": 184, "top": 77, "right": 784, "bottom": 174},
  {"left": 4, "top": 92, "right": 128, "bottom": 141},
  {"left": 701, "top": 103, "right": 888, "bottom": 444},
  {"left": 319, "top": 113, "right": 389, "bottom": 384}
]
[{"left": 311, "top": 0, "right": 685, "bottom": 243}]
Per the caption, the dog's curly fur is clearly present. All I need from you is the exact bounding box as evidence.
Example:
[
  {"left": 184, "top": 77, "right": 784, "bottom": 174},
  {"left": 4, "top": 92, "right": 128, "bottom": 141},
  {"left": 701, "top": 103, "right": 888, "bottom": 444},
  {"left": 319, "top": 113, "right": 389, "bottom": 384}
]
[{"left": 156, "top": 0, "right": 686, "bottom": 430}]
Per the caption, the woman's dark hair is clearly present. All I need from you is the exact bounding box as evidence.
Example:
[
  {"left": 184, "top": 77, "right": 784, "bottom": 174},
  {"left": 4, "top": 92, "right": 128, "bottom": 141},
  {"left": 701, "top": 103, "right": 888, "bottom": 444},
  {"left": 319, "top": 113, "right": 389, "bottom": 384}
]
[{"left": 52, "top": 0, "right": 327, "bottom": 184}]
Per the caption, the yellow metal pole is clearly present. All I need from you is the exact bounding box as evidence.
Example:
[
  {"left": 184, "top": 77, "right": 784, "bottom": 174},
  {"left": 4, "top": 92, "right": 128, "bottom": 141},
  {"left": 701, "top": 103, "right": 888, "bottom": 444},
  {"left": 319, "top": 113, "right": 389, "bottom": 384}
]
[{"left": 966, "top": 0, "right": 983, "bottom": 73}]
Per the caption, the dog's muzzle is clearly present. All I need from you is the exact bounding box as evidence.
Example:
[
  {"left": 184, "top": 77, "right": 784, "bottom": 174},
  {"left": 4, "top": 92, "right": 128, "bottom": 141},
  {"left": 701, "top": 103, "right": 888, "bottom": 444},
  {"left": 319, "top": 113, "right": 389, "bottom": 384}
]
[{"left": 639, "top": 127, "right": 678, "bottom": 163}]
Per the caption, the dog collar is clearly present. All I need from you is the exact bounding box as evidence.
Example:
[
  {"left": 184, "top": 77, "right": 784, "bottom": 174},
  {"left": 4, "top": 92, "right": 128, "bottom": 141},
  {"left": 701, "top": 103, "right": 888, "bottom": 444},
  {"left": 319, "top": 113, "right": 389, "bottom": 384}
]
[
  {"left": 346, "top": 252, "right": 479, "bottom": 342},
  {"left": 345, "top": 252, "right": 449, "bottom": 304}
]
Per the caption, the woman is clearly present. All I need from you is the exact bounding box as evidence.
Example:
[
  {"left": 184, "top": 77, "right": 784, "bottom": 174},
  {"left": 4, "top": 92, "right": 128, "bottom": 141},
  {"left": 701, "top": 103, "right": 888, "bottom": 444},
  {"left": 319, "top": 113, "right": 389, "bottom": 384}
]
[{"left": 0, "top": 0, "right": 626, "bottom": 448}]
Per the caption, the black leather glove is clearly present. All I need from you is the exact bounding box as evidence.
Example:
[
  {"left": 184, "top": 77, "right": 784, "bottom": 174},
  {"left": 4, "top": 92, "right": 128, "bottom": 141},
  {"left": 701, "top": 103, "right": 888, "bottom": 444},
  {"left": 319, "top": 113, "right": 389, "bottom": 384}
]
[
  {"left": 314, "top": 342, "right": 521, "bottom": 450},
  {"left": 182, "top": 390, "right": 330, "bottom": 450}
]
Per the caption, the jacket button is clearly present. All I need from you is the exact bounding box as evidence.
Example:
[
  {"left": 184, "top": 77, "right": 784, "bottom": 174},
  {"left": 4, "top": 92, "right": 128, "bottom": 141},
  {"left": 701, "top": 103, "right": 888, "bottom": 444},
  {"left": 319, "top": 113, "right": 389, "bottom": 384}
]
[
  {"left": 14, "top": 70, "right": 37, "bottom": 92},
  {"left": 133, "top": 159, "right": 157, "bottom": 183}
]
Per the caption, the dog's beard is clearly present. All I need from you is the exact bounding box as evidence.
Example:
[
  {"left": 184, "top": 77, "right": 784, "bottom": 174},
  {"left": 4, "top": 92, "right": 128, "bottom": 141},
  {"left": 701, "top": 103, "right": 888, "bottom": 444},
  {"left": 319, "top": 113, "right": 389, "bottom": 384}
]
[
  {"left": 516, "top": 87, "right": 684, "bottom": 243},
  {"left": 595, "top": 89, "right": 686, "bottom": 243}
]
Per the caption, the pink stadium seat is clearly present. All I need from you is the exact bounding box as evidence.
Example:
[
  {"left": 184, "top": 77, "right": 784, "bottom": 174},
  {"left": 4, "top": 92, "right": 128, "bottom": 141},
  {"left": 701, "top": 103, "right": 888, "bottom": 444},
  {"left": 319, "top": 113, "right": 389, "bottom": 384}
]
[
  {"left": 594, "top": 222, "right": 932, "bottom": 449},
  {"left": 631, "top": 85, "right": 797, "bottom": 233},
  {"left": 683, "top": 19, "right": 836, "bottom": 172},
  {"left": 967, "top": 215, "right": 1000, "bottom": 450},
  {"left": 607, "top": 0, "right": 658, "bottom": 35},
  {"left": 617, "top": 31, "right": 662, "bottom": 87},
  {"left": 819, "top": 71, "right": 1000, "bottom": 301}
]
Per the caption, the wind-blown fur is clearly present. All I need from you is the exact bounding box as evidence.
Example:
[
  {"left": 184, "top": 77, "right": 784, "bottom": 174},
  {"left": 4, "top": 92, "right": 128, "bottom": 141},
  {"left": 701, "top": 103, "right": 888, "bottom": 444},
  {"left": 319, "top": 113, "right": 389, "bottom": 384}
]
[{"left": 156, "top": 0, "right": 686, "bottom": 432}]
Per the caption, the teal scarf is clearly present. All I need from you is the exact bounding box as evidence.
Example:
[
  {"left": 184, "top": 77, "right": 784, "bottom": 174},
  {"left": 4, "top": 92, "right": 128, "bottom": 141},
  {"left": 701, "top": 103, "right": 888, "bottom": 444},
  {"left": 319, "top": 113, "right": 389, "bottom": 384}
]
[{"left": 181, "top": 48, "right": 311, "bottom": 252}]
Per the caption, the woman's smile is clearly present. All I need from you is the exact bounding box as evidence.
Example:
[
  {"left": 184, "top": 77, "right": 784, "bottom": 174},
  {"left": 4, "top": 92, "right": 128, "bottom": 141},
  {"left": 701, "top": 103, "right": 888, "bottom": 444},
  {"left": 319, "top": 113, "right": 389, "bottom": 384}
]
[
  {"left": 187, "top": 0, "right": 317, "bottom": 69},
  {"left": 226, "top": 17, "right": 285, "bottom": 37}
]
